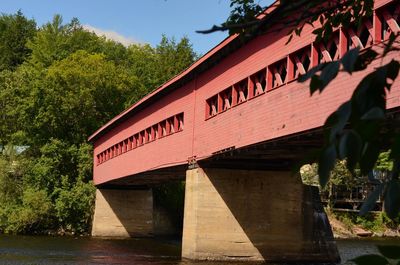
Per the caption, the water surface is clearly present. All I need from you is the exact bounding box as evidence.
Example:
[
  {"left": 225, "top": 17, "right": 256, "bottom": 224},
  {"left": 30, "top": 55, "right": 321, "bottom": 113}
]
[{"left": 0, "top": 235, "right": 399, "bottom": 264}]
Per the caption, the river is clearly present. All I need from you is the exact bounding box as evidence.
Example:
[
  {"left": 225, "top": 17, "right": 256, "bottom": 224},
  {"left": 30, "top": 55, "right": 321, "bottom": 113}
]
[{"left": 0, "top": 235, "right": 399, "bottom": 264}]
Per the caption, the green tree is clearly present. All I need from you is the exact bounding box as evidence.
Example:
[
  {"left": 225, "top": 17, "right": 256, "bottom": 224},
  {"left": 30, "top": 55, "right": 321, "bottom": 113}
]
[
  {"left": 155, "top": 35, "right": 197, "bottom": 85},
  {"left": 0, "top": 11, "right": 36, "bottom": 71},
  {"left": 0, "top": 11, "right": 198, "bottom": 234},
  {"left": 127, "top": 36, "right": 197, "bottom": 92},
  {"left": 26, "top": 50, "right": 142, "bottom": 145}
]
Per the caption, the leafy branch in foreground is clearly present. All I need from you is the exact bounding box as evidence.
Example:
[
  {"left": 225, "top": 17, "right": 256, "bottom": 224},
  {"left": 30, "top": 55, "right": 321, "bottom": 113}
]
[
  {"left": 212, "top": 0, "right": 400, "bottom": 218},
  {"left": 299, "top": 33, "right": 400, "bottom": 218}
]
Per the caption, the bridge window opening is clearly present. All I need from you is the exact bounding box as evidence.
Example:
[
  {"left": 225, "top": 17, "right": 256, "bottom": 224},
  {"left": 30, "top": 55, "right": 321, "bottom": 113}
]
[
  {"left": 137, "top": 132, "right": 142, "bottom": 146},
  {"left": 144, "top": 129, "right": 148, "bottom": 143},
  {"left": 381, "top": 18, "right": 390, "bottom": 41},
  {"left": 160, "top": 120, "right": 167, "bottom": 137},
  {"left": 269, "top": 59, "right": 287, "bottom": 88},
  {"left": 140, "top": 131, "right": 146, "bottom": 145},
  {"left": 317, "top": 33, "right": 339, "bottom": 63},
  {"left": 206, "top": 95, "right": 218, "bottom": 118},
  {"left": 250, "top": 70, "right": 266, "bottom": 97},
  {"left": 110, "top": 146, "right": 113, "bottom": 158},
  {"left": 177, "top": 113, "right": 184, "bottom": 131},
  {"left": 97, "top": 154, "right": 100, "bottom": 165},
  {"left": 118, "top": 143, "right": 121, "bottom": 155},
  {"left": 123, "top": 139, "right": 128, "bottom": 153},
  {"left": 220, "top": 87, "right": 232, "bottom": 111},
  {"left": 347, "top": 20, "right": 373, "bottom": 49},
  {"left": 121, "top": 142, "right": 125, "bottom": 154},
  {"left": 146, "top": 127, "right": 152, "bottom": 142},
  {"left": 378, "top": 3, "right": 400, "bottom": 40},
  {"left": 167, "top": 117, "right": 175, "bottom": 134},
  {"left": 127, "top": 137, "right": 132, "bottom": 151},
  {"left": 173, "top": 115, "right": 180, "bottom": 132},
  {"left": 133, "top": 134, "right": 138, "bottom": 148},
  {"left": 116, "top": 144, "right": 120, "bottom": 156},
  {"left": 234, "top": 79, "right": 248, "bottom": 104},
  {"left": 153, "top": 125, "right": 159, "bottom": 140},
  {"left": 292, "top": 48, "right": 311, "bottom": 79}
]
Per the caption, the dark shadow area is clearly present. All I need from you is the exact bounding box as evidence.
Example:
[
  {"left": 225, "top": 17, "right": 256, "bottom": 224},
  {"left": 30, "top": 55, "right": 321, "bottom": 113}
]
[{"left": 153, "top": 181, "right": 185, "bottom": 237}]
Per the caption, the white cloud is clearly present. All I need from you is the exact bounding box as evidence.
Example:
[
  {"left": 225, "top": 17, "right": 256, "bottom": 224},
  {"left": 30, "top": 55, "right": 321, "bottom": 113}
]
[{"left": 82, "top": 24, "right": 141, "bottom": 47}]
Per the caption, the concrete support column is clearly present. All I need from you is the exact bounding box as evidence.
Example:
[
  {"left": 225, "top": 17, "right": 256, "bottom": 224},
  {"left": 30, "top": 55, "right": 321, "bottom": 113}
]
[
  {"left": 91, "top": 188, "right": 153, "bottom": 237},
  {"left": 182, "top": 168, "right": 340, "bottom": 263}
]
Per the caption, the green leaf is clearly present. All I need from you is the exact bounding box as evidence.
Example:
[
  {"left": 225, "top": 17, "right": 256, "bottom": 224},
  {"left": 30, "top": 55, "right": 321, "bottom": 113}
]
[
  {"left": 377, "top": 245, "right": 400, "bottom": 259},
  {"left": 384, "top": 180, "right": 400, "bottom": 219},
  {"left": 361, "top": 107, "right": 385, "bottom": 120},
  {"left": 360, "top": 183, "right": 383, "bottom": 215},
  {"left": 351, "top": 254, "right": 388, "bottom": 265},
  {"left": 360, "top": 142, "right": 380, "bottom": 175},
  {"left": 341, "top": 47, "right": 360, "bottom": 74},
  {"left": 339, "top": 130, "right": 362, "bottom": 171},
  {"left": 325, "top": 102, "right": 351, "bottom": 143},
  {"left": 319, "top": 61, "right": 340, "bottom": 91},
  {"left": 318, "top": 145, "right": 337, "bottom": 188}
]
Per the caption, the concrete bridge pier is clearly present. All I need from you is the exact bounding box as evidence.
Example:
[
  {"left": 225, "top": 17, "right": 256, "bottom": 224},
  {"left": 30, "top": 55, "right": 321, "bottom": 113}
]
[
  {"left": 182, "top": 167, "right": 340, "bottom": 263},
  {"left": 91, "top": 188, "right": 153, "bottom": 237}
]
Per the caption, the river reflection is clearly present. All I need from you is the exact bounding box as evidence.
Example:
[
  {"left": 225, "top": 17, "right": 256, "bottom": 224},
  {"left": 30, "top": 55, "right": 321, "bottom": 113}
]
[{"left": 0, "top": 235, "right": 399, "bottom": 264}]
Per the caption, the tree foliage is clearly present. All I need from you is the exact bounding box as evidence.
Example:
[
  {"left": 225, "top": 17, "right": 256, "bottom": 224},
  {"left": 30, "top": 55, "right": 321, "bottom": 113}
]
[
  {"left": 0, "top": 12, "right": 196, "bottom": 234},
  {"left": 0, "top": 10, "right": 36, "bottom": 71}
]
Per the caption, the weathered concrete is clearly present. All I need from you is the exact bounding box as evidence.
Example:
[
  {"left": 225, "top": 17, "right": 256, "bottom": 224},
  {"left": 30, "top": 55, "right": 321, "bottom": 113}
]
[
  {"left": 182, "top": 168, "right": 340, "bottom": 263},
  {"left": 91, "top": 188, "right": 153, "bottom": 237}
]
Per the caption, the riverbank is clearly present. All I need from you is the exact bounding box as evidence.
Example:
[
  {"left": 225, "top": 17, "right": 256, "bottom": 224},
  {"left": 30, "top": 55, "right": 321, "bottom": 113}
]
[{"left": 328, "top": 211, "right": 400, "bottom": 238}]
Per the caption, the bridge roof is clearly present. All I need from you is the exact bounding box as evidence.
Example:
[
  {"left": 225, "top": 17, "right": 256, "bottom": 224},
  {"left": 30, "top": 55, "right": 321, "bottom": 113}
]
[{"left": 88, "top": 2, "right": 279, "bottom": 142}]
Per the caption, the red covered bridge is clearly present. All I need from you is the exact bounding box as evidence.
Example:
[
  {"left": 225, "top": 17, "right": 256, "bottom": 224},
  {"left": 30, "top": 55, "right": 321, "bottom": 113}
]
[{"left": 89, "top": 0, "right": 399, "bottom": 262}]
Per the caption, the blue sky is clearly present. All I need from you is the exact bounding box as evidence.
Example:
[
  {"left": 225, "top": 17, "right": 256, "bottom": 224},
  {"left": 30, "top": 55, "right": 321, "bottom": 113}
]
[{"left": 1, "top": 1, "right": 270, "bottom": 55}]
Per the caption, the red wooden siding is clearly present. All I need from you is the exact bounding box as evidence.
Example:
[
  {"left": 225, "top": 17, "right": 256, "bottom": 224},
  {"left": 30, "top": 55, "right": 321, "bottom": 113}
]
[{"left": 91, "top": 0, "right": 400, "bottom": 185}]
